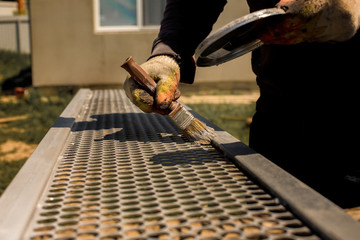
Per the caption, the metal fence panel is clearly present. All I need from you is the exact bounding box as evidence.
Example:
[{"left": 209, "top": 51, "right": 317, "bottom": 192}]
[{"left": 0, "top": 16, "right": 30, "bottom": 53}]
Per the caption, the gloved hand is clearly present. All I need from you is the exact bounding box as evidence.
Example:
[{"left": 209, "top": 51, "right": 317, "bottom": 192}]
[
  {"left": 260, "top": 0, "right": 360, "bottom": 44},
  {"left": 124, "top": 55, "right": 181, "bottom": 115}
]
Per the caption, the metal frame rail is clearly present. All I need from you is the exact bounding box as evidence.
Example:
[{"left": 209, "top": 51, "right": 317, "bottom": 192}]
[{"left": 0, "top": 89, "right": 359, "bottom": 240}]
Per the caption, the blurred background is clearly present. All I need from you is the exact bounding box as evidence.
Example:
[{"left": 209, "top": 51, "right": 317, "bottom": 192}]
[{"left": 0, "top": 0, "right": 258, "bottom": 195}]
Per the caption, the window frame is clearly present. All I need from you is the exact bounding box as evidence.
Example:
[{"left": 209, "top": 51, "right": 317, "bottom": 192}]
[{"left": 93, "top": 0, "right": 161, "bottom": 33}]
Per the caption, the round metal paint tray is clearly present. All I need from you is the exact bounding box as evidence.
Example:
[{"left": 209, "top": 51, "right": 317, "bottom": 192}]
[{"left": 195, "top": 8, "right": 286, "bottom": 67}]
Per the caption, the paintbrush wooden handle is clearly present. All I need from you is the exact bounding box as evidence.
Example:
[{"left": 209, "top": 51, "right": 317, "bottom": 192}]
[
  {"left": 121, "top": 56, "right": 179, "bottom": 112},
  {"left": 121, "top": 56, "right": 157, "bottom": 95}
]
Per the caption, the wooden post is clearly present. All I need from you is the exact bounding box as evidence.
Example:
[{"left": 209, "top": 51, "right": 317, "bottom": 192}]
[{"left": 17, "top": 0, "right": 26, "bottom": 15}]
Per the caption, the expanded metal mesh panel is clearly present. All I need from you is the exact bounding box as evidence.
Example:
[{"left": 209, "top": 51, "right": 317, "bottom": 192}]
[{"left": 26, "top": 90, "right": 319, "bottom": 240}]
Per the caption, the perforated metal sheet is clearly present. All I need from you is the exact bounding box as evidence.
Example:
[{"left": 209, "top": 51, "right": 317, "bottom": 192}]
[{"left": 25, "top": 90, "right": 319, "bottom": 240}]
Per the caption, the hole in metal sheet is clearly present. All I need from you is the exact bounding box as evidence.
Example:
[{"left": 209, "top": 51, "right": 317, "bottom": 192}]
[
  {"left": 124, "top": 229, "right": 145, "bottom": 238},
  {"left": 102, "top": 193, "right": 119, "bottom": 199},
  {"left": 102, "top": 212, "right": 120, "bottom": 218},
  {"left": 145, "top": 216, "right": 164, "bottom": 223},
  {"left": 66, "top": 195, "right": 82, "bottom": 201},
  {"left": 170, "top": 226, "right": 191, "bottom": 234},
  {"left": 144, "top": 209, "right": 161, "bottom": 215},
  {"left": 31, "top": 234, "right": 53, "bottom": 240},
  {"left": 123, "top": 214, "right": 142, "bottom": 220},
  {"left": 68, "top": 189, "right": 84, "bottom": 195},
  {"left": 293, "top": 231, "right": 314, "bottom": 237},
  {"left": 261, "top": 220, "right": 278, "bottom": 227},
  {"left": 218, "top": 198, "right": 235, "bottom": 204},
  {"left": 123, "top": 221, "right": 143, "bottom": 229},
  {"left": 242, "top": 226, "right": 260, "bottom": 233},
  {"left": 82, "top": 210, "right": 100, "bottom": 216},
  {"left": 285, "top": 222, "right": 303, "bottom": 228},
  {"left": 216, "top": 223, "right": 235, "bottom": 231},
  {"left": 246, "top": 234, "right": 267, "bottom": 240},
  {"left": 102, "top": 188, "right": 118, "bottom": 193},
  {"left": 211, "top": 188, "right": 226, "bottom": 193},
  {"left": 184, "top": 207, "right": 202, "bottom": 213},
  {"left": 180, "top": 201, "right": 197, "bottom": 206},
  {"left": 148, "top": 232, "right": 169, "bottom": 239},
  {"left": 159, "top": 198, "right": 177, "bottom": 204},
  {"left": 211, "top": 216, "right": 229, "bottom": 223},
  {"left": 101, "top": 218, "right": 121, "bottom": 225},
  {"left": 223, "top": 204, "right": 241, "bottom": 210},
  {"left": 34, "top": 226, "right": 55, "bottom": 232},
  {"left": 163, "top": 205, "right": 180, "bottom": 211},
  {"left": 194, "top": 191, "right": 210, "bottom": 196},
  {"left": 101, "top": 233, "right": 123, "bottom": 239},
  {"left": 100, "top": 226, "right": 121, "bottom": 234},
  {"left": 50, "top": 183, "right": 67, "bottom": 189},
  {"left": 158, "top": 193, "right": 175, "bottom": 199},
  {"left": 58, "top": 221, "right": 77, "bottom": 227},
  {"left": 78, "top": 232, "right": 98, "bottom": 239},
  {"left": 247, "top": 206, "right": 265, "bottom": 212},
  {"left": 266, "top": 228, "right": 286, "bottom": 235},
  {"left": 123, "top": 207, "right": 140, "bottom": 213},
  {"left": 102, "top": 199, "right": 119, "bottom": 204},
  {"left": 40, "top": 211, "right": 59, "bottom": 217},
  {"left": 79, "top": 224, "right": 98, "bottom": 231},
  {"left": 145, "top": 224, "right": 165, "bottom": 231},
  {"left": 139, "top": 191, "right": 155, "bottom": 197},
  {"left": 234, "top": 218, "right": 254, "bottom": 225},
  {"left": 56, "top": 228, "right": 76, "bottom": 235},
  {"left": 198, "top": 197, "right": 215, "bottom": 202},
  {"left": 206, "top": 209, "right": 225, "bottom": 215},
  {"left": 223, "top": 232, "right": 241, "bottom": 239},
  {"left": 187, "top": 213, "right": 206, "bottom": 219},
  {"left": 84, "top": 197, "right": 101, "bottom": 203},
  {"left": 102, "top": 205, "right": 119, "bottom": 211},
  {"left": 37, "top": 218, "right": 57, "bottom": 224},
  {"left": 60, "top": 213, "right": 79, "bottom": 219},
  {"left": 202, "top": 203, "right": 219, "bottom": 209},
  {"left": 87, "top": 177, "right": 101, "bottom": 182},
  {"left": 198, "top": 229, "right": 216, "bottom": 237},
  {"left": 164, "top": 210, "right": 183, "bottom": 217},
  {"left": 166, "top": 218, "right": 186, "bottom": 226},
  {"left": 80, "top": 216, "right": 99, "bottom": 223},
  {"left": 122, "top": 201, "right": 139, "bottom": 206}
]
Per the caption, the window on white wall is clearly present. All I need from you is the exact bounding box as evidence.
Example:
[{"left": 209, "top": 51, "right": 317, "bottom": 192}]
[{"left": 94, "top": 0, "right": 166, "bottom": 32}]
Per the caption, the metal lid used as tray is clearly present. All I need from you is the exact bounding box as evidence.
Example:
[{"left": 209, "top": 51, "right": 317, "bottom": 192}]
[{"left": 195, "top": 8, "right": 286, "bottom": 67}]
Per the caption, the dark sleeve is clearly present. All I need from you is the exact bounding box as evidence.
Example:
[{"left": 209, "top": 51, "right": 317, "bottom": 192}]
[{"left": 150, "top": 0, "right": 227, "bottom": 83}]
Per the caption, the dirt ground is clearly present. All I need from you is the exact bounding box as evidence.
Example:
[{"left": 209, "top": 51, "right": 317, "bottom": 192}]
[
  {"left": 0, "top": 113, "right": 37, "bottom": 162},
  {"left": 0, "top": 140, "right": 37, "bottom": 162}
]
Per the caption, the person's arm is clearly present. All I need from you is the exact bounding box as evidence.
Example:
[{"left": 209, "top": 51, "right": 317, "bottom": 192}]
[
  {"left": 150, "top": 0, "right": 227, "bottom": 83},
  {"left": 124, "top": 0, "right": 227, "bottom": 113}
]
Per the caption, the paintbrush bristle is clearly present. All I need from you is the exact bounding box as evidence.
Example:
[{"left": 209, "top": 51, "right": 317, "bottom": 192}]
[
  {"left": 181, "top": 118, "right": 215, "bottom": 144},
  {"left": 170, "top": 104, "right": 215, "bottom": 144}
]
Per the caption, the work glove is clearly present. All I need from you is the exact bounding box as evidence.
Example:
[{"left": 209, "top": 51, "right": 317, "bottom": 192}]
[
  {"left": 124, "top": 55, "right": 181, "bottom": 115},
  {"left": 260, "top": 0, "right": 360, "bottom": 44}
]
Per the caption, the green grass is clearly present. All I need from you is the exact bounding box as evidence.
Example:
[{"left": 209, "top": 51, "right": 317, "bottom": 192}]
[
  {"left": 0, "top": 50, "right": 31, "bottom": 83},
  {"left": 0, "top": 159, "right": 26, "bottom": 195},
  {"left": 187, "top": 103, "right": 256, "bottom": 145}
]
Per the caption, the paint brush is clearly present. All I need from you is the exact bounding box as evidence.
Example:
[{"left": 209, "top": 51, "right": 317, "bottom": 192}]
[{"left": 121, "top": 56, "right": 215, "bottom": 144}]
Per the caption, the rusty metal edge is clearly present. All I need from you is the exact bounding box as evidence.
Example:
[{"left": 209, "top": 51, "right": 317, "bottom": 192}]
[
  {"left": 0, "top": 89, "right": 92, "bottom": 240},
  {"left": 187, "top": 107, "right": 360, "bottom": 240}
]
